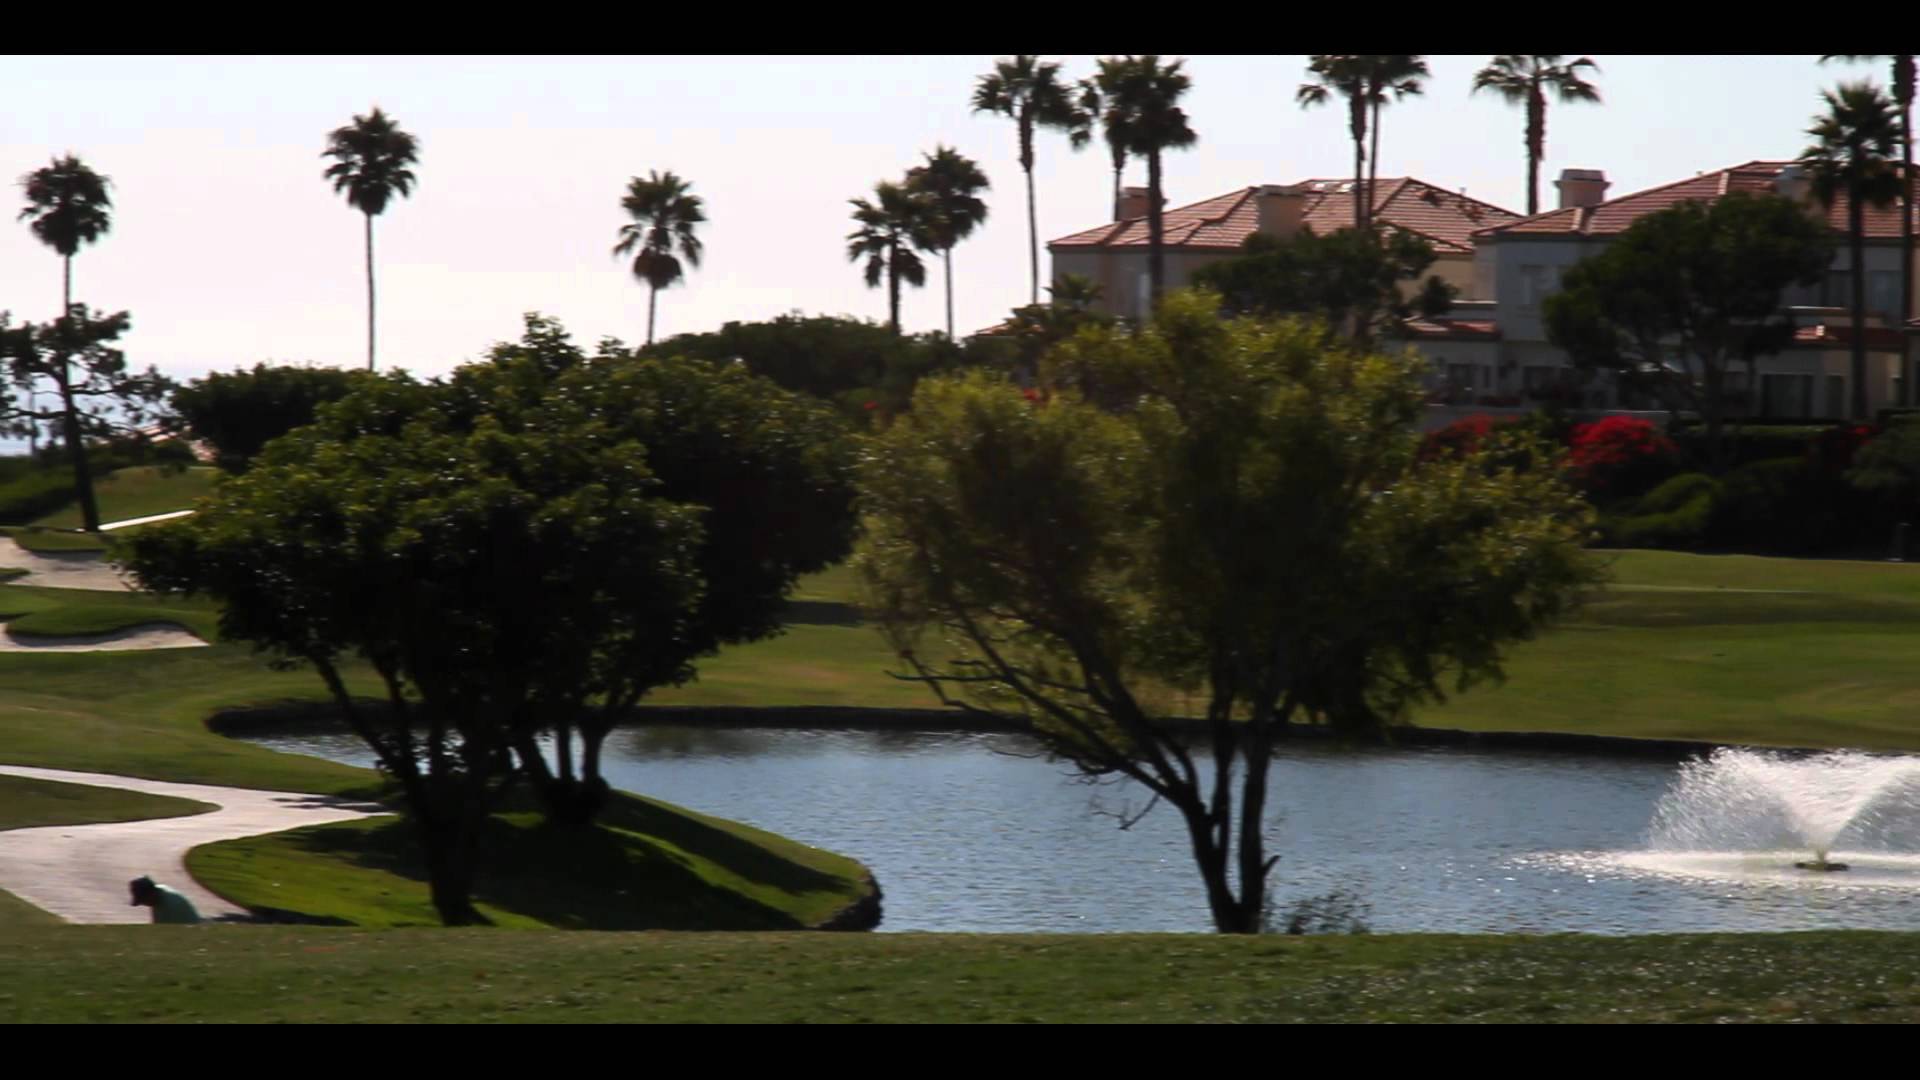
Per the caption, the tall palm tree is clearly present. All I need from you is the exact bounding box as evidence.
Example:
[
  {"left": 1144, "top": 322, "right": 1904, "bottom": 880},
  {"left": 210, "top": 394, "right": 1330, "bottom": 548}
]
[
  {"left": 1361, "top": 55, "right": 1430, "bottom": 226},
  {"left": 1471, "top": 55, "right": 1603, "bottom": 215},
  {"left": 1298, "top": 56, "right": 1374, "bottom": 230},
  {"left": 906, "top": 147, "right": 990, "bottom": 339},
  {"left": 613, "top": 171, "right": 706, "bottom": 346},
  {"left": 1825, "top": 55, "right": 1915, "bottom": 404},
  {"left": 18, "top": 155, "right": 112, "bottom": 457},
  {"left": 971, "top": 55, "right": 1081, "bottom": 303},
  {"left": 847, "top": 180, "right": 931, "bottom": 334},
  {"left": 1076, "top": 62, "right": 1131, "bottom": 218},
  {"left": 1801, "top": 81, "right": 1903, "bottom": 420},
  {"left": 1102, "top": 55, "right": 1198, "bottom": 312},
  {"left": 322, "top": 107, "right": 420, "bottom": 371}
]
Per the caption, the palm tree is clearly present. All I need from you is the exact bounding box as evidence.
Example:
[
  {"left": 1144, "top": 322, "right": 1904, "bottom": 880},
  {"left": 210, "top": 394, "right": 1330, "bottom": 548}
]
[
  {"left": 906, "top": 148, "right": 990, "bottom": 339},
  {"left": 613, "top": 171, "right": 706, "bottom": 346},
  {"left": 322, "top": 107, "right": 420, "bottom": 371},
  {"left": 18, "top": 154, "right": 112, "bottom": 457},
  {"left": 971, "top": 55, "right": 1081, "bottom": 304},
  {"left": 1298, "top": 56, "right": 1373, "bottom": 230},
  {"left": 847, "top": 181, "right": 931, "bottom": 333},
  {"left": 1361, "top": 55, "right": 1430, "bottom": 226},
  {"left": 1102, "top": 55, "right": 1198, "bottom": 312},
  {"left": 1076, "top": 63, "right": 1131, "bottom": 218},
  {"left": 1801, "top": 82, "right": 1903, "bottom": 420},
  {"left": 1471, "top": 55, "right": 1603, "bottom": 216},
  {"left": 1825, "top": 55, "right": 1915, "bottom": 404}
]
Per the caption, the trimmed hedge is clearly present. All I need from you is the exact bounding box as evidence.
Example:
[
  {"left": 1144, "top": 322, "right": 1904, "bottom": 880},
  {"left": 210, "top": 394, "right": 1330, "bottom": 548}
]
[{"left": 1600, "top": 472, "right": 1718, "bottom": 550}]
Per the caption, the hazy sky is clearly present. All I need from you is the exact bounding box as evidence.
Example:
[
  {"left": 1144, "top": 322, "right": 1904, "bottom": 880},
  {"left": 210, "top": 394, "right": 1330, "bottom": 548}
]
[{"left": 0, "top": 54, "right": 1885, "bottom": 404}]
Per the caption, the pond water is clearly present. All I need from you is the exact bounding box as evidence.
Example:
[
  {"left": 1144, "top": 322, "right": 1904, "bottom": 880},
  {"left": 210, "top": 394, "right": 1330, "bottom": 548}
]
[{"left": 240, "top": 726, "right": 1920, "bottom": 934}]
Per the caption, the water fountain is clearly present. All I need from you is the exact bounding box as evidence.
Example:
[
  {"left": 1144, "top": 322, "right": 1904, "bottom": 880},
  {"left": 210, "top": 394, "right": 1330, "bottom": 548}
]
[{"left": 1641, "top": 747, "right": 1920, "bottom": 880}]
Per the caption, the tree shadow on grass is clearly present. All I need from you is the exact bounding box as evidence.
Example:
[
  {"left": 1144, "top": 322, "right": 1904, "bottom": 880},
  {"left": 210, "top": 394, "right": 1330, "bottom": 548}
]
[
  {"left": 777, "top": 599, "right": 865, "bottom": 627},
  {"left": 596, "top": 791, "right": 853, "bottom": 898}
]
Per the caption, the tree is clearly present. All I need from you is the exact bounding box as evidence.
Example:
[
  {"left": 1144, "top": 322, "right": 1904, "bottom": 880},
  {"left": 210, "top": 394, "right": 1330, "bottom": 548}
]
[
  {"left": 1298, "top": 56, "right": 1373, "bottom": 231},
  {"left": 857, "top": 290, "right": 1603, "bottom": 933},
  {"left": 972, "top": 55, "right": 1082, "bottom": 304},
  {"left": 1823, "top": 55, "right": 1914, "bottom": 405},
  {"left": 1471, "top": 55, "right": 1602, "bottom": 216},
  {"left": 1072, "top": 68, "right": 1129, "bottom": 217},
  {"left": 1190, "top": 224, "right": 1455, "bottom": 345},
  {"left": 1544, "top": 193, "right": 1834, "bottom": 472},
  {"left": 613, "top": 170, "right": 706, "bottom": 346},
  {"left": 0, "top": 307, "right": 173, "bottom": 531},
  {"left": 18, "top": 154, "right": 113, "bottom": 455},
  {"left": 1360, "top": 55, "right": 1430, "bottom": 227},
  {"left": 322, "top": 107, "right": 420, "bottom": 371},
  {"left": 1802, "top": 81, "right": 1905, "bottom": 420},
  {"left": 1100, "top": 55, "right": 1198, "bottom": 311},
  {"left": 170, "top": 363, "right": 366, "bottom": 473},
  {"left": 847, "top": 180, "right": 931, "bottom": 333},
  {"left": 906, "top": 147, "right": 991, "bottom": 339}
]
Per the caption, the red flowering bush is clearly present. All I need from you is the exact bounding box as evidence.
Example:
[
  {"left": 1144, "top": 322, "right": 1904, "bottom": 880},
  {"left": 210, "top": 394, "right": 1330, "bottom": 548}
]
[
  {"left": 1418, "top": 414, "right": 1519, "bottom": 462},
  {"left": 1567, "top": 416, "right": 1679, "bottom": 498},
  {"left": 1810, "top": 423, "right": 1878, "bottom": 478}
]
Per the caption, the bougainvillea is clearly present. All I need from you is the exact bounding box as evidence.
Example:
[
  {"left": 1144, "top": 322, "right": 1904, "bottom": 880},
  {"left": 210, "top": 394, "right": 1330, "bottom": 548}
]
[
  {"left": 1567, "top": 416, "right": 1678, "bottom": 496},
  {"left": 1418, "top": 414, "right": 1520, "bottom": 462}
]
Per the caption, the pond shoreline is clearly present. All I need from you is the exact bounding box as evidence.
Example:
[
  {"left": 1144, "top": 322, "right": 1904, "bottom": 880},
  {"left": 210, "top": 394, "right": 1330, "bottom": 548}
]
[{"left": 208, "top": 700, "right": 1762, "bottom": 761}]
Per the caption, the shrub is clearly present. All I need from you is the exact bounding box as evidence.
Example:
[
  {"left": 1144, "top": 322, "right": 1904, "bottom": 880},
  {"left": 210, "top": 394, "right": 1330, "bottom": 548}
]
[
  {"left": 1599, "top": 472, "right": 1718, "bottom": 550},
  {"left": 1568, "top": 416, "right": 1679, "bottom": 499}
]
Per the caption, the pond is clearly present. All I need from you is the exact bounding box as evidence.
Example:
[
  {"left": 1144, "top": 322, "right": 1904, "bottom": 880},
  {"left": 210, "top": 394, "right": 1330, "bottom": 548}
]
[{"left": 239, "top": 726, "right": 1920, "bottom": 934}]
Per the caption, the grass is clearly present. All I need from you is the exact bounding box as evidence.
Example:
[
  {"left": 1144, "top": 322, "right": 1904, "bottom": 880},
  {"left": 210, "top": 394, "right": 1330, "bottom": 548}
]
[
  {"left": 0, "top": 582, "right": 213, "bottom": 638},
  {"left": 188, "top": 791, "right": 871, "bottom": 930},
  {"left": 0, "top": 774, "right": 213, "bottom": 831},
  {"left": 1, "top": 526, "right": 109, "bottom": 553},
  {"left": 30, "top": 465, "right": 217, "bottom": 530},
  {"left": 3, "top": 929, "right": 1920, "bottom": 1023}
]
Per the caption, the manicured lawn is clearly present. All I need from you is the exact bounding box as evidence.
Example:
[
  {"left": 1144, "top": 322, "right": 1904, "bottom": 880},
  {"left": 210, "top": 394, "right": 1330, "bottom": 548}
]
[
  {"left": 0, "top": 581, "right": 214, "bottom": 638},
  {"left": 189, "top": 791, "right": 871, "bottom": 931},
  {"left": 0, "top": 774, "right": 213, "bottom": 831},
  {"left": 3, "top": 929, "right": 1919, "bottom": 1023},
  {"left": 31, "top": 466, "right": 218, "bottom": 530},
  {"left": 1, "top": 526, "right": 108, "bottom": 553}
]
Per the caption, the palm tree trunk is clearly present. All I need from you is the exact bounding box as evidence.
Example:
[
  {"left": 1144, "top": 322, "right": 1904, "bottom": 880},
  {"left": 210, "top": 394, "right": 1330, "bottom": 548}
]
[
  {"left": 888, "top": 250, "right": 902, "bottom": 334},
  {"left": 1526, "top": 90, "right": 1546, "bottom": 217},
  {"left": 944, "top": 248, "right": 955, "bottom": 338},
  {"left": 1851, "top": 193, "right": 1870, "bottom": 420},
  {"left": 1026, "top": 164, "right": 1039, "bottom": 305},
  {"left": 1349, "top": 98, "right": 1368, "bottom": 231},
  {"left": 55, "top": 254, "right": 99, "bottom": 529},
  {"left": 1902, "top": 91, "right": 1915, "bottom": 406},
  {"left": 1368, "top": 99, "right": 1382, "bottom": 236},
  {"left": 1112, "top": 164, "right": 1123, "bottom": 220},
  {"left": 648, "top": 285, "right": 659, "bottom": 346},
  {"left": 1147, "top": 150, "right": 1165, "bottom": 312},
  {"left": 364, "top": 211, "right": 377, "bottom": 372}
]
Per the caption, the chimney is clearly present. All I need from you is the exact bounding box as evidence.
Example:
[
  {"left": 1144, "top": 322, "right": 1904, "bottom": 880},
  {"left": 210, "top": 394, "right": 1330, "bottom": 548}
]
[
  {"left": 1555, "top": 168, "right": 1610, "bottom": 210},
  {"left": 1775, "top": 164, "right": 1812, "bottom": 205},
  {"left": 1115, "top": 185, "right": 1151, "bottom": 221},
  {"left": 1254, "top": 184, "right": 1306, "bottom": 239}
]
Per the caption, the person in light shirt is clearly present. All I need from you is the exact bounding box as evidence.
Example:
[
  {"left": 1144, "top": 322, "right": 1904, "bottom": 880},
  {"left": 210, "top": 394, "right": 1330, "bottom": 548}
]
[{"left": 129, "top": 875, "right": 202, "bottom": 924}]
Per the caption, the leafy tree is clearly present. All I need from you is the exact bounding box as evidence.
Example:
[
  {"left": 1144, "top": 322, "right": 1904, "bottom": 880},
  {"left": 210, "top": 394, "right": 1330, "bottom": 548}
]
[
  {"left": 1189, "top": 224, "right": 1455, "bottom": 345},
  {"left": 0, "top": 307, "right": 173, "bottom": 531},
  {"left": 847, "top": 180, "right": 932, "bottom": 333},
  {"left": 857, "top": 290, "right": 1603, "bottom": 933},
  {"left": 170, "top": 363, "right": 366, "bottom": 472},
  {"left": 972, "top": 55, "right": 1082, "bottom": 304},
  {"left": 1822, "top": 55, "right": 1914, "bottom": 404},
  {"left": 18, "top": 154, "right": 113, "bottom": 455},
  {"left": 1100, "top": 55, "right": 1198, "bottom": 310},
  {"left": 1471, "top": 55, "right": 1603, "bottom": 216},
  {"left": 322, "top": 107, "right": 420, "bottom": 371},
  {"left": 1801, "top": 81, "right": 1904, "bottom": 419},
  {"left": 906, "top": 147, "right": 990, "bottom": 338},
  {"left": 1544, "top": 193, "right": 1834, "bottom": 472},
  {"left": 613, "top": 170, "right": 706, "bottom": 346}
]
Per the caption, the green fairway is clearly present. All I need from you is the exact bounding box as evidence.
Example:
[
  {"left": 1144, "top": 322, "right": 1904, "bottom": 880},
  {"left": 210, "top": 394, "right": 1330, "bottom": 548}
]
[
  {"left": 0, "top": 774, "right": 213, "bottom": 832},
  {"left": 1, "top": 526, "right": 108, "bottom": 553},
  {"left": 31, "top": 466, "right": 218, "bottom": 530},
  {"left": 2, "top": 928, "right": 1919, "bottom": 1023}
]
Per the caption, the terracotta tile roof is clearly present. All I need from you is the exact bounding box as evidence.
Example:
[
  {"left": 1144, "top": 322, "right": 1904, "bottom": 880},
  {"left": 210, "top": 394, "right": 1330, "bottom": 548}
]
[
  {"left": 1791, "top": 323, "right": 1909, "bottom": 350},
  {"left": 1401, "top": 317, "right": 1501, "bottom": 341},
  {"left": 1478, "top": 160, "right": 1918, "bottom": 240},
  {"left": 1050, "top": 178, "right": 1520, "bottom": 255}
]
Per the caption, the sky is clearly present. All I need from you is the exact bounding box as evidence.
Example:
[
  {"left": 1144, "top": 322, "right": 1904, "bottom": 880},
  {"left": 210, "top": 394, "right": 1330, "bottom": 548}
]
[{"left": 0, "top": 54, "right": 1894, "bottom": 430}]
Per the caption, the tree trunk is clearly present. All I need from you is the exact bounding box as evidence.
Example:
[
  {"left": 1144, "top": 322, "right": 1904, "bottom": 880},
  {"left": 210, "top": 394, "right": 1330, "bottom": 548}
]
[
  {"left": 1234, "top": 724, "right": 1277, "bottom": 934},
  {"left": 888, "top": 249, "right": 902, "bottom": 334},
  {"left": 419, "top": 816, "right": 487, "bottom": 927},
  {"left": 1146, "top": 150, "right": 1165, "bottom": 311},
  {"left": 648, "top": 284, "right": 659, "bottom": 346},
  {"left": 1112, "top": 163, "right": 1123, "bottom": 221},
  {"left": 1026, "top": 164, "right": 1040, "bottom": 306},
  {"left": 1901, "top": 80, "right": 1915, "bottom": 407},
  {"left": 57, "top": 370, "right": 101, "bottom": 533},
  {"left": 1852, "top": 193, "right": 1870, "bottom": 420},
  {"left": 944, "top": 247, "right": 955, "bottom": 338},
  {"left": 1349, "top": 98, "right": 1368, "bottom": 231},
  {"left": 1526, "top": 90, "right": 1545, "bottom": 217},
  {"left": 1180, "top": 802, "right": 1253, "bottom": 933},
  {"left": 1368, "top": 99, "right": 1382, "bottom": 236},
  {"left": 365, "top": 212, "right": 377, "bottom": 372}
]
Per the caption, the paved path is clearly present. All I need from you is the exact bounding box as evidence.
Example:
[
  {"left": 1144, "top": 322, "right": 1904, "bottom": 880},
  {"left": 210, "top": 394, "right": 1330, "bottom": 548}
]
[{"left": 0, "top": 765, "right": 383, "bottom": 924}]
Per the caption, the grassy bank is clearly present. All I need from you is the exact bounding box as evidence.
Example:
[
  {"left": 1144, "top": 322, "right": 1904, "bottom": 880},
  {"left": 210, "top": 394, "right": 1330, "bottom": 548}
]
[
  {"left": 30, "top": 465, "right": 217, "bottom": 530},
  {"left": 3, "top": 929, "right": 1919, "bottom": 1023}
]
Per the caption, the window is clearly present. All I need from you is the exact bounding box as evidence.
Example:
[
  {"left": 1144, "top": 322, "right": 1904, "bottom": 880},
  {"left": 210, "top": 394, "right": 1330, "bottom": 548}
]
[
  {"left": 1519, "top": 265, "right": 1557, "bottom": 308},
  {"left": 1761, "top": 373, "right": 1813, "bottom": 418},
  {"left": 1822, "top": 271, "right": 1853, "bottom": 309},
  {"left": 1135, "top": 272, "right": 1151, "bottom": 319},
  {"left": 1826, "top": 374, "right": 1846, "bottom": 418},
  {"left": 1869, "top": 271, "right": 1901, "bottom": 319}
]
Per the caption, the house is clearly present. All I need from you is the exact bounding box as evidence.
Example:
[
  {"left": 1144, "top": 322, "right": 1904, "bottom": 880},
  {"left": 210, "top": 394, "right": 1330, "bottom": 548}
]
[
  {"left": 1459, "top": 162, "right": 1919, "bottom": 419},
  {"left": 1047, "top": 178, "right": 1523, "bottom": 320}
]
